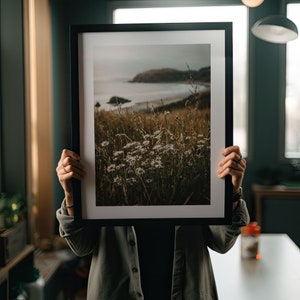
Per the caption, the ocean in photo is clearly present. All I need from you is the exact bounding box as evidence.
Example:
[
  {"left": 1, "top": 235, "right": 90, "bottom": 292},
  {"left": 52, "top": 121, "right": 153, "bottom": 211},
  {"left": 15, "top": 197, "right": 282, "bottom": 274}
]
[{"left": 94, "top": 78, "right": 207, "bottom": 111}]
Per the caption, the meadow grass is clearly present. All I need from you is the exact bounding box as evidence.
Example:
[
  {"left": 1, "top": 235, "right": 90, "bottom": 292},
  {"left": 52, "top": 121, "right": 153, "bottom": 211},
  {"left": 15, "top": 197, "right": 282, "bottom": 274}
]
[{"left": 94, "top": 100, "right": 210, "bottom": 206}]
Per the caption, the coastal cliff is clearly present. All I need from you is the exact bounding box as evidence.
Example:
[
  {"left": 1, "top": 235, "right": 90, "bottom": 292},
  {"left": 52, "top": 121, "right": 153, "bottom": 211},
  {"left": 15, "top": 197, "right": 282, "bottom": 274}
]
[{"left": 130, "top": 66, "right": 210, "bottom": 83}]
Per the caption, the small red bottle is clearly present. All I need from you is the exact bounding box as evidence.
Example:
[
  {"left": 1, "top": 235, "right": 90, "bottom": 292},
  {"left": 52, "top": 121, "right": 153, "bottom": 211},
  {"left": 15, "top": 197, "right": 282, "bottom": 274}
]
[{"left": 241, "top": 222, "right": 261, "bottom": 260}]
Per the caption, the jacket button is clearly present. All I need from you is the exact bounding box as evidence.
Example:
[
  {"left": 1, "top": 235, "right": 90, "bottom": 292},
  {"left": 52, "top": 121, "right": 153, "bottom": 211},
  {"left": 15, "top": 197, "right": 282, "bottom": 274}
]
[
  {"left": 130, "top": 240, "right": 135, "bottom": 246},
  {"left": 132, "top": 267, "right": 138, "bottom": 273}
]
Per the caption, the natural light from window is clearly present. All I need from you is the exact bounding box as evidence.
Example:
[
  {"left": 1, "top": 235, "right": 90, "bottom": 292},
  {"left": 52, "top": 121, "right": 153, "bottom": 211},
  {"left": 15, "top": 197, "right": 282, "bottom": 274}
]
[
  {"left": 113, "top": 6, "right": 248, "bottom": 156},
  {"left": 286, "top": 4, "right": 300, "bottom": 158}
]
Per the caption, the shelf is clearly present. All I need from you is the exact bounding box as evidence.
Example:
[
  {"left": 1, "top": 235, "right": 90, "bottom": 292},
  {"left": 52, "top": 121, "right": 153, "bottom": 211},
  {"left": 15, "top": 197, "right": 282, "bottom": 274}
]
[
  {"left": 34, "top": 250, "right": 62, "bottom": 283},
  {"left": 0, "top": 245, "right": 35, "bottom": 278},
  {"left": 252, "top": 184, "right": 300, "bottom": 225}
]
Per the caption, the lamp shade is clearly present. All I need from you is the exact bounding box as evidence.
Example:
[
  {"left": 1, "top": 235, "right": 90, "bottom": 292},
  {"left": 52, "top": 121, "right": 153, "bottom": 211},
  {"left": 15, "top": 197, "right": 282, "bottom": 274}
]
[
  {"left": 252, "top": 15, "right": 298, "bottom": 44},
  {"left": 241, "top": 0, "right": 264, "bottom": 8}
]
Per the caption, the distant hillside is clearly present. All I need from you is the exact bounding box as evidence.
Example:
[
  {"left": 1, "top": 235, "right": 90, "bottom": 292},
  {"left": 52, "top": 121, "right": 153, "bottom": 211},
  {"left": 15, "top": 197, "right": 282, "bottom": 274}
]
[{"left": 130, "top": 66, "right": 210, "bottom": 83}]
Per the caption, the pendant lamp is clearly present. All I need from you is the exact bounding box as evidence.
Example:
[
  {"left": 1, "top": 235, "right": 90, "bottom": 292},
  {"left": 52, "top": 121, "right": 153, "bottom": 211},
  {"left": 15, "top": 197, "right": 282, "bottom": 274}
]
[
  {"left": 251, "top": 15, "right": 298, "bottom": 43},
  {"left": 241, "top": 0, "right": 264, "bottom": 8}
]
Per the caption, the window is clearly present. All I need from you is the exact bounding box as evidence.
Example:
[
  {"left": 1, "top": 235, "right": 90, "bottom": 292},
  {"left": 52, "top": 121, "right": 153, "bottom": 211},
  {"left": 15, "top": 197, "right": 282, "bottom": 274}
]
[
  {"left": 112, "top": 4, "right": 248, "bottom": 156},
  {"left": 286, "top": 4, "right": 300, "bottom": 158}
]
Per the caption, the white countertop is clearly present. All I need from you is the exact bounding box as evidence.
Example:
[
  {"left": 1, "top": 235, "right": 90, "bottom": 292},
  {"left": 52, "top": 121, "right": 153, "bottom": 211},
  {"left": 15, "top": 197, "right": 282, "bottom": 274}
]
[{"left": 209, "top": 234, "right": 300, "bottom": 300}]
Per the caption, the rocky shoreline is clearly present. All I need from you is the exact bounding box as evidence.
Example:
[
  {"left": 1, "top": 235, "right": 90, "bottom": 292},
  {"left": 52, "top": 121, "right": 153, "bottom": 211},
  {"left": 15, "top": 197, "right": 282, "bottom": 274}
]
[{"left": 95, "top": 66, "right": 211, "bottom": 111}]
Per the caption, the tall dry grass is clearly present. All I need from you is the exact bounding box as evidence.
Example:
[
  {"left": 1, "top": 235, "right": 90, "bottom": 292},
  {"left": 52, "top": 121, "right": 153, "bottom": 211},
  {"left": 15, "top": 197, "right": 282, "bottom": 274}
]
[{"left": 94, "top": 99, "right": 210, "bottom": 206}]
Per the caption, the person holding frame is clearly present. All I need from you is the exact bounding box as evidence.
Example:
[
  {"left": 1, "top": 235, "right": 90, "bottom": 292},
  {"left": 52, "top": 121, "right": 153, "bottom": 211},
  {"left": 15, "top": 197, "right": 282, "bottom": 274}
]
[{"left": 56, "top": 145, "right": 249, "bottom": 300}]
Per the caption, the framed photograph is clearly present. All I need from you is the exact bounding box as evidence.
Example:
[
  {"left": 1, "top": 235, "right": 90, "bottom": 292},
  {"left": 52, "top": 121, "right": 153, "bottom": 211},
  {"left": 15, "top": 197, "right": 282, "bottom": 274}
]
[{"left": 70, "top": 22, "right": 233, "bottom": 225}]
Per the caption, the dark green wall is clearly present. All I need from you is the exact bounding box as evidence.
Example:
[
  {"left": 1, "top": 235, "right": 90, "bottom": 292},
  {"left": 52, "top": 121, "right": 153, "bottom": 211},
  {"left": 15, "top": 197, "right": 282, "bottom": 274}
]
[
  {"left": 0, "top": 0, "right": 26, "bottom": 196},
  {"left": 245, "top": 1, "right": 295, "bottom": 214}
]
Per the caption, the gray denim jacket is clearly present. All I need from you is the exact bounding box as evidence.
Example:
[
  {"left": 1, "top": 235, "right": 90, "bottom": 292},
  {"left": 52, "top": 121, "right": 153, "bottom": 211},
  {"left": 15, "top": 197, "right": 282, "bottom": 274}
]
[{"left": 57, "top": 199, "right": 249, "bottom": 300}]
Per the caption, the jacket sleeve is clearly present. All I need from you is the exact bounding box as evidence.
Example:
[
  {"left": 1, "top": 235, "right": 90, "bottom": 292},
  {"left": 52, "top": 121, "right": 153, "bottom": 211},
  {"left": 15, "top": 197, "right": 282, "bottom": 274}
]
[
  {"left": 56, "top": 199, "right": 98, "bottom": 257},
  {"left": 206, "top": 199, "right": 250, "bottom": 254}
]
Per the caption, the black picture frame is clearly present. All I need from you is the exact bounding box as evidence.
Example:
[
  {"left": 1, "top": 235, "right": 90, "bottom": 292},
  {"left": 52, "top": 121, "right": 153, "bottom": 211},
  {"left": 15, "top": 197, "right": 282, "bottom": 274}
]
[{"left": 70, "top": 22, "right": 233, "bottom": 225}]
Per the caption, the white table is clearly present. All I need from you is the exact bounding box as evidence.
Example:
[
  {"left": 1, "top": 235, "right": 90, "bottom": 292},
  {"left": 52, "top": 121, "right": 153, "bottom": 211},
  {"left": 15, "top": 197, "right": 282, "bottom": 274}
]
[{"left": 209, "top": 234, "right": 300, "bottom": 300}]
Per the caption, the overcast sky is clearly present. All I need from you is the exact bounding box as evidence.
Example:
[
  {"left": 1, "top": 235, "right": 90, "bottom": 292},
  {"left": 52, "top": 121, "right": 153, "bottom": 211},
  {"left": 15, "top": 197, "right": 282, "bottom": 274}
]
[{"left": 93, "top": 44, "right": 210, "bottom": 81}]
